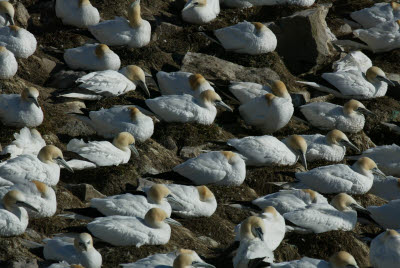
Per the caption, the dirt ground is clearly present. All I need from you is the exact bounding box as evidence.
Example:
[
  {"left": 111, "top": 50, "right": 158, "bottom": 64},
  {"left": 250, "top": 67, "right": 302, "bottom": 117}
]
[{"left": 0, "top": 0, "right": 398, "bottom": 267}]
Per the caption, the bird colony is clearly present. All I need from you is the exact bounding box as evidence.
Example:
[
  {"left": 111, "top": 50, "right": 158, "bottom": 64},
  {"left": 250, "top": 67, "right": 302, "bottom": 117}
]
[{"left": 0, "top": 0, "right": 400, "bottom": 267}]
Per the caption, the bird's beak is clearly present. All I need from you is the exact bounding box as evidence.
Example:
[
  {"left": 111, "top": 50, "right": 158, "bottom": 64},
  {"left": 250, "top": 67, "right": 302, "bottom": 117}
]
[
  {"left": 56, "top": 158, "right": 74, "bottom": 173},
  {"left": 16, "top": 201, "right": 39, "bottom": 212},
  {"left": 340, "top": 140, "right": 360, "bottom": 152},
  {"left": 6, "top": 14, "right": 14, "bottom": 25},
  {"left": 182, "top": 0, "right": 195, "bottom": 11},
  {"left": 129, "top": 144, "right": 139, "bottom": 157},
  {"left": 164, "top": 217, "right": 182, "bottom": 226},
  {"left": 349, "top": 203, "right": 370, "bottom": 214},
  {"left": 377, "top": 76, "right": 395, "bottom": 87},
  {"left": 299, "top": 152, "right": 307, "bottom": 170},
  {"left": 193, "top": 262, "right": 216, "bottom": 268},
  {"left": 372, "top": 167, "right": 386, "bottom": 180},
  {"left": 165, "top": 194, "right": 184, "bottom": 209},
  {"left": 138, "top": 80, "right": 150, "bottom": 98},
  {"left": 216, "top": 101, "right": 233, "bottom": 112},
  {"left": 254, "top": 227, "right": 264, "bottom": 241},
  {"left": 357, "top": 107, "right": 374, "bottom": 116},
  {"left": 33, "top": 98, "right": 40, "bottom": 108}
]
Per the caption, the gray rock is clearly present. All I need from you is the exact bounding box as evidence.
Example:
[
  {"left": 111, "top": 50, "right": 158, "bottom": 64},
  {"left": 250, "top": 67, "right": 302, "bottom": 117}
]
[
  {"left": 338, "top": 23, "right": 352, "bottom": 36},
  {"left": 57, "top": 118, "right": 96, "bottom": 137},
  {"left": 14, "top": 3, "right": 30, "bottom": 28},
  {"left": 152, "top": 22, "right": 183, "bottom": 42},
  {"left": 7, "top": 259, "right": 38, "bottom": 268},
  {"left": 180, "top": 146, "right": 203, "bottom": 159},
  {"left": 197, "top": 235, "right": 219, "bottom": 248},
  {"left": 181, "top": 52, "right": 280, "bottom": 84},
  {"left": 65, "top": 183, "right": 106, "bottom": 202}
]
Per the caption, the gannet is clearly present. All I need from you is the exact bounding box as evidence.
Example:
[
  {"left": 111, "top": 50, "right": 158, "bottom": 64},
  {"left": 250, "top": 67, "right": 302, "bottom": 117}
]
[
  {"left": 347, "top": 144, "right": 400, "bottom": 176},
  {"left": 369, "top": 176, "right": 400, "bottom": 201},
  {"left": 72, "top": 105, "right": 154, "bottom": 142},
  {"left": 0, "top": 25, "right": 37, "bottom": 58},
  {"left": 43, "top": 233, "right": 102, "bottom": 268},
  {"left": 145, "top": 90, "right": 232, "bottom": 124},
  {"left": 351, "top": 2, "right": 400, "bottom": 29},
  {"left": 271, "top": 251, "right": 358, "bottom": 268},
  {"left": 222, "top": 0, "right": 315, "bottom": 8},
  {"left": 48, "top": 262, "right": 85, "bottom": 268},
  {"left": 0, "top": 87, "right": 44, "bottom": 127},
  {"left": 229, "top": 80, "right": 291, "bottom": 104},
  {"left": 299, "top": 99, "right": 373, "bottom": 133},
  {"left": 120, "top": 249, "right": 215, "bottom": 268},
  {"left": 239, "top": 93, "right": 293, "bottom": 133},
  {"left": 251, "top": 189, "right": 328, "bottom": 214},
  {"left": 294, "top": 157, "right": 385, "bottom": 194},
  {"left": 156, "top": 71, "right": 214, "bottom": 97},
  {"left": 0, "top": 46, "right": 17, "bottom": 79},
  {"left": 0, "top": 145, "right": 74, "bottom": 186},
  {"left": 367, "top": 199, "right": 400, "bottom": 229},
  {"left": 173, "top": 151, "right": 246, "bottom": 186},
  {"left": 0, "top": 127, "right": 46, "bottom": 159},
  {"left": 55, "top": 0, "right": 100, "bottom": 28},
  {"left": 232, "top": 216, "right": 274, "bottom": 268},
  {"left": 87, "top": 207, "right": 181, "bottom": 246},
  {"left": 235, "top": 207, "right": 285, "bottom": 251},
  {"left": 300, "top": 129, "right": 359, "bottom": 162},
  {"left": 353, "top": 20, "right": 400, "bottom": 53},
  {"left": 59, "top": 65, "right": 150, "bottom": 100},
  {"left": 90, "top": 184, "right": 177, "bottom": 217},
  {"left": 182, "top": 0, "right": 220, "bottom": 24},
  {"left": 166, "top": 184, "right": 217, "bottom": 218},
  {"left": 284, "top": 193, "right": 366, "bottom": 233},
  {"left": 64, "top": 44, "right": 121, "bottom": 71},
  {"left": 67, "top": 132, "right": 139, "bottom": 167},
  {"left": 370, "top": 229, "right": 400, "bottom": 268},
  {"left": 0, "top": 180, "right": 56, "bottom": 218},
  {"left": 0, "top": 1, "right": 14, "bottom": 26},
  {"left": 382, "top": 121, "right": 400, "bottom": 134},
  {"left": 0, "top": 190, "right": 38, "bottom": 236},
  {"left": 332, "top": 51, "right": 372, "bottom": 73},
  {"left": 214, "top": 21, "right": 277, "bottom": 55},
  {"left": 227, "top": 134, "right": 307, "bottom": 169},
  {"left": 89, "top": 0, "right": 151, "bottom": 48}
]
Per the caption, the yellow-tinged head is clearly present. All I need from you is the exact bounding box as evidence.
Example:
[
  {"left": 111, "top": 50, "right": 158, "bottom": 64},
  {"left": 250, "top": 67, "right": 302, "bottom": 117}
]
[
  {"left": 196, "top": 185, "right": 214, "bottom": 201},
  {"left": 79, "top": 0, "right": 91, "bottom": 7},
  {"left": 2, "top": 190, "right": 38, "bottom": 212},
  {"left": 271, "top": 80, "right": 290, "bottom": 99},
  {"left": 95, "top": 44, "right": 111, "bottom": 58},
  {"left": 74, "top": 232, "right": 94, "bottom": 252},
  {"left": 148, "top": 184, "right": 171, "bottom": 204},
  {"left": 331, "top": 193, "right": 358, "bottom": 212},
  {"left": 144, "top": 207, "right": 168, "bottom": 228},
  {"left": 302, "top": 189, "right": 317, "bottom": 201},
  {"left": 264, "top": 93, "right": 275, "bottom": 105},
  {"left": 113, "top": 132, "right": 139, "bottom": 156},
  {"left": 0, "top": 2, "right": 14, "bottom": 25},
  {"left": 392, "top": 1, "right": 400, "bottom": 10},
  {"left": 189, "top": 74, "right": 207, "bottom": 90},
  {"left": 329, "top": 251, "right": 358, "bottom": 268},
  {"left": 38, "top": 145, "right": 74, "bottom": 172},
  {"left": 240, "top": 215, "right": 265, "bottom": 241},
  {"left": 287, "top": 134, "right": 308, "bottom": 169},
  {"left": 200, "top": 90, "right": 233, "bottom": 112},
  {"left": 21, "top": 87, "right": 40, "bottom": 107},
  {"left": 262, "top": 206, "right": 277, "bottom": 217}
]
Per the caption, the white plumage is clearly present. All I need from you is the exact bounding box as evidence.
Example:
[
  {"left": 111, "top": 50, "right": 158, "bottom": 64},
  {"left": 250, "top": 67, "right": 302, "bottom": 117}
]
[
  {"left": 173, "top": 151, "right": 246, "bottom": 186},
  {"left": 214, "top": 21, "right": 277, "bottom": 55},
  {"left": 0, "top": 1, "right": 14, "bottom": 27},
  {"left": 369, "top": 176, "right": 400, "bottom": 201},
  {"left": 370, "top": 229, "right": 400, "bottom": 268},
  {"left": 222, "top": 0, "right": 314, "bottom": 8},
  {"left": 0, "top": 25, "right": 36, "bottom": 58},
  {"left": 0, "top": 128, "right": 45, "bottom": 159},
  {"left": 55, "top": 0, "right": 100, "bottom": 28},
  {"left": 367, "top": 199, "right": 400, "bottom": 229},
  {"left": 182, "top": 0, "right": 220, "bottom": 24},
  {"left": 351, "top": 2, "right": 400, "bottom": 29},
  {"left": 0, "top": 46, "right": 17, "bottom": 79}
]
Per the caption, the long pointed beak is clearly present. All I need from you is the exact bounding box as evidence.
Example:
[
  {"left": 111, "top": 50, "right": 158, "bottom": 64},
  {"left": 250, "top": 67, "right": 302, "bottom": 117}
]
[
  {"left": 193, "top": 262, "right": 216, "bottom": 268},
  {"left": 254, "top": 227, "right": 264, "bottom": 241},
  {"left": 341, "top": 140, "right": 360, "bottom": 152},
  {"left": 299, "top": 152, "right": 307, "bottom": 170},
  {"left": 6, "top": 14, "right": 14, "bottom": 25},
  {"left": 56, "top": 158, "right": 74, "bottom": 173},
  {"left": 33, "top": 98, "right": 40, "bottom": 108},
  {"left": 164, "top": 217, "right": 182, "bottom": 226},
  {"left": 377, "top": 76, "right": 395, "bottom": 87},
  {"left": 372, "top": 168, "right": 386, "bottom": 179},
  {"left": 216, "top": 101, "right": 233, "bottom": 112},
  {"left": 358, "top": 107, "right": 375, "bottom": 116},
  {"left": 129, "top": 144, "right": 139, "bottom": 157},
  {"left": 16, "top": 201, "right": 39, "bottom": 212},
  {"left": 182, "top": 1, "right": 195, "bottom": 11},
  {"left": 165, "top": 194, "right": 184, "bottom": 209},
  {"left": 350, "top": 203, "right": 370, "bottom": 214},
  {"left": 138, "top": 80, "right": 150, "bottom": 98}
]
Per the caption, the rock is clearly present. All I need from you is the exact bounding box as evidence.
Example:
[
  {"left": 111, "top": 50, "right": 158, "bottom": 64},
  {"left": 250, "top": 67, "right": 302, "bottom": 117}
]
[
  {"left": 269, "top": 4, "right": 337, "bottom": 75},
  {"left": 152, "top": 22, "right": 183, "bottom": 42},
  {"left": 181, "top": 52, "right": 280, "bottom": 84},
  {"left": 65, "top": 183, "right": 106, "bottom": 202},
  {"left": 338, "top": 23, "right": 352, "bottom": 36},
  {"left": 47, "top": 69, "right": 87, "bottom": 89},
  {"left": 161, "top": 136, "right": 178, "bottom": 151},
  {"left": 180, "top": 146, "right": 204, "bottom": 159},
  {"left": 14, "top": 3, "right": 30, "bottom": 28},
  {"left": 7, "top": 259, "right": 38, "bottom": 268},
  {"left": 39, "top": 57, "right": 57, "bottom": 74},
  {"left": 57, "top": 118, "right": 96, "bottom": 137},
  {"left": 197, "top": 236, "right": 219, "bottom": 248}
]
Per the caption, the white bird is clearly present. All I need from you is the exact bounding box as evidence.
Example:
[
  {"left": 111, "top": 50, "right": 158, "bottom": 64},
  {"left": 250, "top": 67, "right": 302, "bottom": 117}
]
[
  {"left": 67, "top": 132, "right": 139, "bottom": 167},
  {"left": 367, "top": 199, "right": 400, "bottom": 229},
  {"left": 229, "top": 80, "right": 291, "bottom": 104},
  {"left": 227, "top": 134, "right": 307, "bottom": 169},
  {"left": 239, "top": 93, "right": 293, "bottom": 133},
  {"left": 235, "top": 206, "right": 285, "bottom": 251},
  {"left": 351, "top": 2, "right": 400, "bottom": 29},
  {"left": 0, "top": 1, "right": 14, "bottom": 26},
  {"left": 173, "top": 151, "right": 246, "bottom": 186},
  {"left": 270, "top": 251, "right": 358, "bottom": 268},
  {"left": 301, "top": 129, "right": 359, "bottom": 162},
  {"left": 120, "top": 248, "right": 215, "bottom": 268},
  {"left": 0, "top": 45, "right": 17, "bottom": 79},
  {"left": 0, "top": 127, "right": 46, "bottom": 159},
  {"left": 0, "top": 25, "right": 37, "bottom": 59},
  {"left": 0, "top": 180, "right": 56, "bottom": 218},
  {"left": 251, "top": 189, "right": 328, "bottom": 215},
  {"left": 72, "top": 105, "right": 154, "bottom": 142},
  {"left": 0, "top": 190, "right": 38, "bottom": 236},
  {"left": 89, "top": 0, "right": 151, "bottom": 48},
  {"left": 284, "top": 193, "right": 365, "bottom": 233},
  {"left": 353, "top": 19, "right": 400, "bottom": 53},
  {"left": 145, "top": 90, "right": 232, "bottom": 124},
  {"left": 43, "top": 233, "right": 102, "bottom": 268},
  {"left": 166, "top": 184, "right": 217, "bottom": 218},
  {"left": 156, "top": 71, "right": 214, "bottom": 97},
  {"left": 48, "top": 262, "right": 84, "bottom": 268},
  {"left": 369, "top": 176, "right": 400, "bottom": 201},
  {"left": 0, "top": 87, "right": 43, "bottom": 127},
  {"left": 64, "top": 44, "right": 121, "bottom": 71},
  {"left": 294, "top": 157, "right": 386, "bottom": 194},
  {"left": 299, "top": 99, "right": 373, "bottom": 133},
  {"left": 232, "top": 215, "right": 274, "bottom": 268},
  {"left": 90, "top": 184, "right": 177, "bottom": 217},
  {"left": 59, "top": 65, "right": 150, "bottom": 100},
  {"left": 0, "top": 145, "right": 74, "bottom": 186},
  {"left": 370, "top": 229, "right": 400, "bottom": 268},
  {"left": 331, "top": 51, "right": 372, "bottom": 73},
  {"left": 182, "top": 0, "right": 220, "bottom": 25},
  {"left": 55, "top": 0, "right": 99, "bottom": 28},
  {"left": 382, "top": 121, "right": 400, "bottom": 134},
  {"left": 87, "top": 207, "right": 181, "bottom": 246},
  {"left": 214, "top": 21, "right": 277, "bottom": 55},
  {"left": 221, "top": 0, "right": 315, "bottom": 8},
  {"left": 347, "top": 144, "right": 400, "bottom": 177}
]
